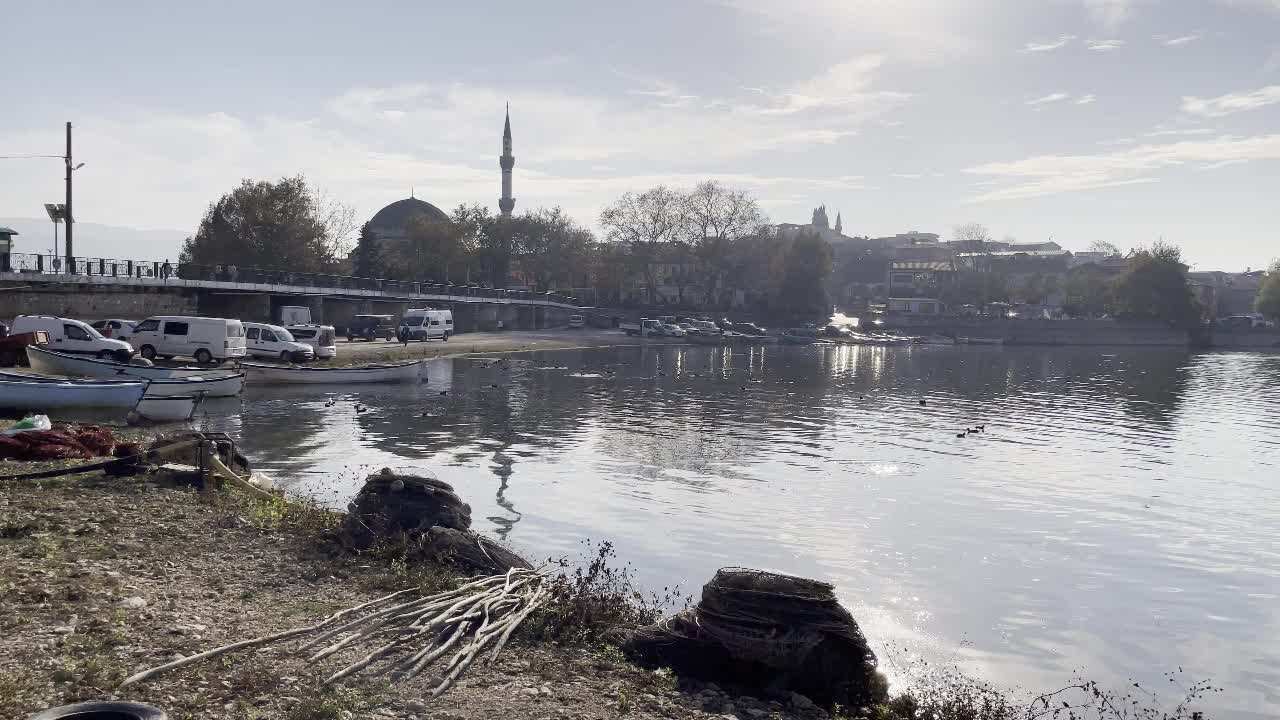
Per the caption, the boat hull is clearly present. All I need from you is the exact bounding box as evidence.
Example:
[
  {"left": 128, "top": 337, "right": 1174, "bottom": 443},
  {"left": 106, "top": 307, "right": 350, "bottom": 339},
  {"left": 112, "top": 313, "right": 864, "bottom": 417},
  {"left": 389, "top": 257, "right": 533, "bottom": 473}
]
[
  {"left": 26, "top": 346, "right": 233, "bottom": 382},
  {"left": 0, "top": 378, "right": 146, "bottom": 410},
  {"left": 240, "top": 360, "right": 424, "bottom": 384},
  {"left": 0, "top": 369, "right": 243, "bottom": 398},
  {"left": 134, "top": 396, "right": 199, "bottom": 422}
]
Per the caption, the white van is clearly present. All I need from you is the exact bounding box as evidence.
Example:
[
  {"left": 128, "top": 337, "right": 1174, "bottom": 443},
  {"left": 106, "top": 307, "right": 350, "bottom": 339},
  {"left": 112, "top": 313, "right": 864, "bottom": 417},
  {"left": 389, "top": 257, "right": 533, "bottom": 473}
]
[
  {"left": 400, "top": 308, "right": 453, "bottom": 341},
  {"left": 130, "top": 316, "right": 247, "bottom": 364},
  {"left": 11, "top": 315, "right": 134, "bottom": 361},
  {"left": 243, "top": 322, "right": 315, "bottom": 362},
  {"left": 285, "top": 324, "right": 337, "bottom": 359}
]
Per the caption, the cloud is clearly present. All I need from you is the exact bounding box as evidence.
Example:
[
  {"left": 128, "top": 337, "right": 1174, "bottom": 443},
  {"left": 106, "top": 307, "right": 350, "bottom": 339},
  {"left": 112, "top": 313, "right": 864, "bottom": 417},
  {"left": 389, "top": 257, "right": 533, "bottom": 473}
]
[
  {"left": 1027, "top": 93, "right": 1070, "bottom": 106},
  {"left": 1087, "top": 40, "right": 1125, "bottom": 51},
  {"left": 963, "top": 134, "right": 1280, "bottom": 202},
  {"left": 1182, "top": 85, "right": 1280, "bottom": 117},
  {"left": 1163, "top": 34, "right": 1201, "bottom": 46},
  {"left": 1076, "top": 94, "right": 1098, "bottom": 105},
  {"left": 1020, "top": 35, "right": 1076, "bottom": 53},
  {"left": 1145, "top": 127, "right": 1216, "bottom": 137},
  {"left": 1084, "top": 0, "right": 1133, "bottom": 30}
]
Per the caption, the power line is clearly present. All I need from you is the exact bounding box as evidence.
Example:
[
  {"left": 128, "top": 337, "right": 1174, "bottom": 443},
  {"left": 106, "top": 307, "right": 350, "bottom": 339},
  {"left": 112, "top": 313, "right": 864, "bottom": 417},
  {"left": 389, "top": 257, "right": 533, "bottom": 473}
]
[{"left": 0, "top": 154, "right": 64, "bottom": 159}]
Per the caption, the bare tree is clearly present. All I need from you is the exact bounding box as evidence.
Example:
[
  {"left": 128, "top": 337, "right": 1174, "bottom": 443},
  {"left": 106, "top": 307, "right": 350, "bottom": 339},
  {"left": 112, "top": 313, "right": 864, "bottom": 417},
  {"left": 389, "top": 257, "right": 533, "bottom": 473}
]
[
  {"left": 682, "top": 180, "right": 768, "bottom": 309},
  {"left": 953, "top": 222, "right": 991, "bottom": 247},
  {"left": 599, "top": 186, "right": 685, "bottom": 303},
  {"left": 309, "top": 187, "right": 358, "bottom": 260},
  {"left": 1088, "top": 240, "right": 1123, "bottom": 257}
]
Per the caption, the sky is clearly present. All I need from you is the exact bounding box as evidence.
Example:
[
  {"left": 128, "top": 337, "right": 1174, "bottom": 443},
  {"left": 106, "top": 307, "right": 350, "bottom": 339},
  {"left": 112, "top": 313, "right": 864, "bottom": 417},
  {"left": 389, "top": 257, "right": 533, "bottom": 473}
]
[{"left": 2, "top": 0, "right": 1278, "bottom": 270}]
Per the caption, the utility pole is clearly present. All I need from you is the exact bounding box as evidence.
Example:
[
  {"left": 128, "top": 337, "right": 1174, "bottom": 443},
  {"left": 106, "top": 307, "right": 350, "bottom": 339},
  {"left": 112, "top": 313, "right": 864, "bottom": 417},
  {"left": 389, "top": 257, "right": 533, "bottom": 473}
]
[{"left": 64, "top": 121, "right": 73, "bottom": 270}]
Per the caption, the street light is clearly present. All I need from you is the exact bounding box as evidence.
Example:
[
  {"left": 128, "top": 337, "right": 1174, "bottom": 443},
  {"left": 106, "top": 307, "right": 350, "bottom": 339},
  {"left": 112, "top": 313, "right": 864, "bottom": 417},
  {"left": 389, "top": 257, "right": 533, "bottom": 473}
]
[{"left": 44, "top": 203, "right": 67, "bottom": 273}]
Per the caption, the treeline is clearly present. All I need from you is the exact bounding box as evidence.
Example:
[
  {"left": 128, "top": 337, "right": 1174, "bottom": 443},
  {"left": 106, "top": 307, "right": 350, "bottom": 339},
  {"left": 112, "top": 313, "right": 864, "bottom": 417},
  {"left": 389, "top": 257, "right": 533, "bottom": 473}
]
[{"left": 178, "top": 176, "right": 837, "bottom": 318}]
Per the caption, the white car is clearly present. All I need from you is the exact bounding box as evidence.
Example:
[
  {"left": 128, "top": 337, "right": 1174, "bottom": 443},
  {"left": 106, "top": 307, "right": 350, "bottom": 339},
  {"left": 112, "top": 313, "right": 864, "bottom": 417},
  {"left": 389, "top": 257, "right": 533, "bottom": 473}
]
[
  {"left": 89, "top": 319, "right": 137, "bottom": 341},
  {"left": 661, "top": 324, "right": 687, "bottom": 337},
  {"left": 243, "top": 322, "right": 315, "bottom": 362},
  {"left": 688, "top": 320, "right": 721, "bottom": 336},
  {"left": 285, "top": 324, "right": 337, "bottom": 359},
  {"left": 568, "top": 315, "right": 584, "bottom": 329},
  {"left": 12, "top": 315, "right": 134, "bottom": 361}
]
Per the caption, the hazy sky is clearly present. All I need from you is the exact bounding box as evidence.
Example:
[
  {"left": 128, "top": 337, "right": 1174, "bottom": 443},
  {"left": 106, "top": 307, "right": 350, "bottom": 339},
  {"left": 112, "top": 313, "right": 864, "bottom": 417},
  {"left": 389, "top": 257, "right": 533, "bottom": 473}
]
[{"left": 2, "top": 0, "right": 1278, "bottom": 269}]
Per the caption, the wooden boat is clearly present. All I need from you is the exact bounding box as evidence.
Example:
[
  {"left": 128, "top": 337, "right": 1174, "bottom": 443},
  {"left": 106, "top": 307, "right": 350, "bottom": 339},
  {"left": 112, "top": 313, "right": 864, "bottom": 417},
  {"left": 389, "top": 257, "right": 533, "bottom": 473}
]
[
  {"left": 26, "top": 345, "right": 230, "bottom": 381},
  {"left": 239, "top": 359, "right": 424, "bottom": 385},
  {"left": 0, "top": 377, "right": 146, "bottom": 409},
  {"left": 133, "top": 395, "right": 200, "bottom": 422},
  {"left": 0, "top": 370, "right": 244, "bottom": 398}
]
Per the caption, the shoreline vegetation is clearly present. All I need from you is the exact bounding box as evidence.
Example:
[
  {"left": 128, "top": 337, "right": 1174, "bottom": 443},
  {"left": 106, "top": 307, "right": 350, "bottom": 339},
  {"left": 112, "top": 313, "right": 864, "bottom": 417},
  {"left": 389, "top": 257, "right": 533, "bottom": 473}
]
[{"left": 0, "top": 423, "right": 1221, "bottom": 720}]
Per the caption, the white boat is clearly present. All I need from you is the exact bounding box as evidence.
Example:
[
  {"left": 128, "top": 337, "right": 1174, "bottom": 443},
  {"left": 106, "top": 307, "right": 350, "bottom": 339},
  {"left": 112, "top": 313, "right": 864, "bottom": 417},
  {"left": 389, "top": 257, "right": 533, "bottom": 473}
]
[
  {"left": 240, "top": 359, "right": 424, "bottom": 385},
  {"left": 917, "top": 335, "right": 958, "bottom": 345},
  {"left": 133, "top": 395, "right": 200, "bottom": 422},
  {"left": 0, "top": 370, "right": 244, "bottom": 398},
  {"left": 0, "top": 377, "right": 146, "bottom": 409},
  {"left": 956, "top": 337, "right": 1005, "bottom": 346},
  {"left": 26, "top": 345, "right": 232, "bottom": 381}
]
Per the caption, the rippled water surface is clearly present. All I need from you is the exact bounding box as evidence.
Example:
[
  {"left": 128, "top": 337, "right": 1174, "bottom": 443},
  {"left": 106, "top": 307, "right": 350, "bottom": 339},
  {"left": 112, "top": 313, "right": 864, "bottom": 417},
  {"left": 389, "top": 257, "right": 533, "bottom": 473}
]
[{"left": 202, "top": 345, "right": 1280, "bottom": 718}]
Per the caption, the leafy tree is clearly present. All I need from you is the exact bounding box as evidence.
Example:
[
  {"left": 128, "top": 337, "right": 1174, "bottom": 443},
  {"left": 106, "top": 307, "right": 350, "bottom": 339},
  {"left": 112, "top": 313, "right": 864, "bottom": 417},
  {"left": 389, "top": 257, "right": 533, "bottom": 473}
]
[
  {"left": 350, "top": 222, "right": 383, "bottom": 278},
  {"left": 517, "top": 208, "right": 595, "bottom": 291},
  {"left": 777, "top": 231, "right": 833, "bottom": 316},
  {"left": 1256, "top": 260, "right": 1280, "bottom": 321},
  {"left": 599, "top": 186, "right": 685, "bottom": 303},
  {"left": 592, "top": 242, "right": 635, "bottom": 306},
  {"left": 398, "top": 215, "right": 467, "bottom": 283},
  {"left": 179, "top": 175, "right": 355, "bottom": 272},
  {"left": 1112, "top": 242, "right": 1199, "bottom": 326},
  {"left": 811, "top": 205, "right": 830, "bottom": 229},
  {"left": 682, "top": 181, "right": 768, "bottom": 309},
  {"left": 1062, "top": 265, "right": 1114, "bottom": 317}
]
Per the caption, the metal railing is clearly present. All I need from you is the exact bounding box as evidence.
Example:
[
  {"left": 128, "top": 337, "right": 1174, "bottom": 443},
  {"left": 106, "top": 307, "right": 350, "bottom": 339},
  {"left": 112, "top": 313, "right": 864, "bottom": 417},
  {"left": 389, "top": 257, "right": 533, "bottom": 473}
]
[{"left": 0, "top": 252, "right": 581, "bottom": 306}]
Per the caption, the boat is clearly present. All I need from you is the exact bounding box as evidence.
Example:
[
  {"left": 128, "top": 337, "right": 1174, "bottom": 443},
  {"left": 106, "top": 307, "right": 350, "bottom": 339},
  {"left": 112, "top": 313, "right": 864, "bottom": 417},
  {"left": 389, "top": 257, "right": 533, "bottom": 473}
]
[
  {"left": 239, "top": 359, "right": 424, "bottom": 385},
  {"left": 26, "top": 345, "right": 233, "bottom": 381},
  {"left": 0, "top": 377, "right": 146, "bottom": 409},
  {"left": 956, "top": 337, "right": 1005, "bottom": 345},
  {"left": 779, "top": 329, "right": 821, "bottom": 345},
  {"left": 686, "top": 333, "right": 728, "bottom": 345},
  {"left": 133, "top": 395, "right": 201, "bottom": 422},
  {"left": 916, "top": 335, "right": 957, "bottom": 345},
  {"left": 0, "top": 370, "right": 244, "bottom": 398}
]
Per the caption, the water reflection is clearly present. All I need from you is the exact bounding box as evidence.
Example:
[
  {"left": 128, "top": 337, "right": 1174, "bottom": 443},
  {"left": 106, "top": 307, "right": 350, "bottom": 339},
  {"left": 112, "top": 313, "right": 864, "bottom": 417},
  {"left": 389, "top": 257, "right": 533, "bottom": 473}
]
[{"left": 201, "top": 345, "right": 1279, "bottom": 719}]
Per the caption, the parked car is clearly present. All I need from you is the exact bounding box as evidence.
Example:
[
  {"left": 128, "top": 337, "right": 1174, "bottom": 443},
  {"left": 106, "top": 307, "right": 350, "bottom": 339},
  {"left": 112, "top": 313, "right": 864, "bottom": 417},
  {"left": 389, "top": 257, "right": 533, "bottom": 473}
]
[
  {"left": 688, "top": 320, "right": 721, "bottom": 336},
  {"left": 89, "top": 319, "right": 137, "bottom": 340},
  {"left": 1219, "top": 314, "right": 1268, "bottom": 329},
  {"left": 285, "top": 324, "right": 337, "bottom": 359},
  {"left": 11, "top": 315, "right": 134, "bottom": 362},
  {"left": 661, "top": 324, "right": 687, "bottom": 337},
  {"left": 567, "top": 315, "right": 585, "bottom": 329},
  {"left": 244, "top": 322, "right": 315, "bottom": 362},
  {"left": 620, "top": 318, "right": 663, "bottom": 336},
  {"left": 347, "top": 314, "right": 396, "bottom": 342},
  {"left": 130, "top": 316, "right": 247, "bottom": 363},
  {"left": 399, "top": 309, "right": 454, "bottom": 341},
  {"left": 732, "top": 322, "right": 768, "bottom": 336}
]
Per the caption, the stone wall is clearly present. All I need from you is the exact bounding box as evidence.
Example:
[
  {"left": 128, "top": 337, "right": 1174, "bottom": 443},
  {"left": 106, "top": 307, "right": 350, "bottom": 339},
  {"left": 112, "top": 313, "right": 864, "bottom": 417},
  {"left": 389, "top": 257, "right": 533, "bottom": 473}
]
[{"left": 0, "top": 282, "right": 196, "bottom": 323}]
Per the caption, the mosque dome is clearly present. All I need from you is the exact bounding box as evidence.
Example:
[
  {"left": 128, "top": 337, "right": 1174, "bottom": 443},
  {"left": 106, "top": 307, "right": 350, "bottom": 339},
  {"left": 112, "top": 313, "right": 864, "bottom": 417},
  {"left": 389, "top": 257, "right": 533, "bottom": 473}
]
[{"left": 370, "top": 197, "right": 450, "bottom": 231}]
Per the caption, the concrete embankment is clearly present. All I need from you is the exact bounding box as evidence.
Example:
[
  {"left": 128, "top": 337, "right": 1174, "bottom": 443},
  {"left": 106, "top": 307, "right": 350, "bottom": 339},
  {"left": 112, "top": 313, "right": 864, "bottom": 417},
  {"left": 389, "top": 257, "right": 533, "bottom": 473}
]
[{"left": 885, "top": 318, "right": 1192, "bottom": 346}]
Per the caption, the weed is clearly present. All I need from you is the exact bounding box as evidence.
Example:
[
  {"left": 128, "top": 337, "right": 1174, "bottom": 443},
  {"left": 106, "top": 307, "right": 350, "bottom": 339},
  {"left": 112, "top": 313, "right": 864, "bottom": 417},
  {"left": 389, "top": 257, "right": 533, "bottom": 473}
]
[
  {"left": 617, "top": 687, "right": 632, "bottom": 714},
  {"left": 0, "top": 668, "right": 37, "bottom": 717},
  {"left": 282, "top": 685, "right": 366, "bottom": 720}
]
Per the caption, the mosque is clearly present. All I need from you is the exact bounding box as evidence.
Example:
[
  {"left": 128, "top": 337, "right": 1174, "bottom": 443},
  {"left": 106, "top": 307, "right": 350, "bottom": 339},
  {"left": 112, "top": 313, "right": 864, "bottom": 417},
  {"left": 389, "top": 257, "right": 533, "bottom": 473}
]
[{"left": 366, "top": 106, "right": 515, "bottom": 246}]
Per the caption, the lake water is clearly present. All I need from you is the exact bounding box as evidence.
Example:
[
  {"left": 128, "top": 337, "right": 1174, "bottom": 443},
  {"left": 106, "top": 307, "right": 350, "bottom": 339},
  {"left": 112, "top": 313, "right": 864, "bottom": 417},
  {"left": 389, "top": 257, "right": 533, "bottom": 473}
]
[{"left": 201, "top": 345, "right": 1280, "bottom": 718}]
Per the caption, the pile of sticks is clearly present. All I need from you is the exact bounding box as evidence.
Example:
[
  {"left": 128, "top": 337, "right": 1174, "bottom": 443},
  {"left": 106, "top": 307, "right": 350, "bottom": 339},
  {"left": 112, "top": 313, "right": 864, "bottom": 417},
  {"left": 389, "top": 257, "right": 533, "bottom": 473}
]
[{"left": 120, "top": 567, "right": 552, "bottom": 699}]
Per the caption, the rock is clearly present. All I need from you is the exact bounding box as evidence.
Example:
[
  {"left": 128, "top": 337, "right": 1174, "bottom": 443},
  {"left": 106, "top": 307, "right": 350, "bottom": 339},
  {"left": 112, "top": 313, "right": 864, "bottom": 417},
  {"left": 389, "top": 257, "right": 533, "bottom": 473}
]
[
  {"left": 790, "top": 692, "right": 819, "bottom": 711},
  {"left": 52, "top": 625, "right": 75, "bottom": 635},
  {"left": 745, "top": 709, "right": 769, "bottom": 719},
  {"left": 720, "top": 702, "right": 736, "bottom": 714},
  {"left": 119, "top": 596, "right": 147, "bottom": 609},
  {"left": 403, "top": 701, "right": 426, "bottom": 713},
  {"left": 520, "top": 687, "right": 540, "bottom": 697}
]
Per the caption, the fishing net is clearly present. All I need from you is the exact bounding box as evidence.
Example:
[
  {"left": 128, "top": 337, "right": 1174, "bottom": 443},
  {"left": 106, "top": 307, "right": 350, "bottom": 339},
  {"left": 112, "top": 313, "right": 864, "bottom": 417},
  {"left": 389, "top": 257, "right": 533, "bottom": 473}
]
[
  {"left": 625, "top": 567, "right": 886, "bottom": 709},
  {"left": 0, "top": 425, "right": 119, "bottom": 461}
]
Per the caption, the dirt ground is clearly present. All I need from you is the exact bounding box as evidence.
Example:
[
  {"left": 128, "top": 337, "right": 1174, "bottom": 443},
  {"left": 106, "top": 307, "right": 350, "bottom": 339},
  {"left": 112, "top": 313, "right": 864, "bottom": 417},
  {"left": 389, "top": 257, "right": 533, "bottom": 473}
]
[{"left": 0, "top": 467, "right": 834, "bottom": 720}]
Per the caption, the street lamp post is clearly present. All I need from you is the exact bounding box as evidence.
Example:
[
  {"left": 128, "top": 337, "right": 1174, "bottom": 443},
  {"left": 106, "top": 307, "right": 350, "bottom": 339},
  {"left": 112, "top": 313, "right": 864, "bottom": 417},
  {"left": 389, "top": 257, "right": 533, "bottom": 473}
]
[{"left": 64, "top": 122, "right": 85, "bottom": 271}]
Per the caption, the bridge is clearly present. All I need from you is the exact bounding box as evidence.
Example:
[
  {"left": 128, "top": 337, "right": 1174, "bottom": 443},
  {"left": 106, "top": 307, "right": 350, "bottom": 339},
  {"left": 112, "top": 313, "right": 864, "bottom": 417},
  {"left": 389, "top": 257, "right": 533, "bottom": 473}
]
[{"left": 0, "top": 252, "right": 584, "bottom": 333}]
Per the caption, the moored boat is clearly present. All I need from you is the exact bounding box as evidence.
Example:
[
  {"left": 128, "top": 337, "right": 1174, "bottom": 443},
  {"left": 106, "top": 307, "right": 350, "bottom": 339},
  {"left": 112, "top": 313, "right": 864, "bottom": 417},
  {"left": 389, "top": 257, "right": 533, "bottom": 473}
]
[
  {"left": 956, "top": 337, "right": 1005, "bottom": 345},
  {"left": 240, "top": 359, "right": 424, "bottom": 384},
  {"left": 26, "top": 345, "right": 232, "bottom": 381},
  {"left": 0, "top": 369, "right": 244, "bottom": 398},
  {"left": 0, "top": 377, "right": 146, "bottom": 409}
]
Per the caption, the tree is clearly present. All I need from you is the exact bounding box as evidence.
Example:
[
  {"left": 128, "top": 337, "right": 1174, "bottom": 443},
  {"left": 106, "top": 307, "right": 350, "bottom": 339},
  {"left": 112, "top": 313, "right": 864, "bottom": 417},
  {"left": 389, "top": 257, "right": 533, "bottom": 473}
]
[
  {"left": 1112, "top": 241, "right": 1198, "bottom": 326},
  {"left": 777, "top": 231, "right": 834, "bottom": 317},
  {"left": 179, "top": 175, "right": 355, "bottom": 272},
  {"left": 350, "top": 222, "right": 383, "bottom": 278},
  {"left": 599, "top": 186, "right": 685, "bottom": 303},
  {"left": 834, "top": 212, "right": 843, "bottom": 235},
  {"left": 1062, "top": 266, "right": 1114, "bottom": 317},
  {"left": 953, "top": 222, "right": 991, "bottom": 250},
  {"left": 682, "top": 181, "right": 768, "bottom": 309},
  {"left": 516, "top": 208, "right": 595, "bottom": 291},
  {"left": 1256, "top": 260, "right": 1280, "bottom": 321},
  {"left": 397, "top": 216, "right": 467, "bottom": 283},
  {"left": 811, "top": 205, "right": 829, "bottom": 229},
  {"left": 1088, "top": 240, "right": 1123, "bottom": 257}
]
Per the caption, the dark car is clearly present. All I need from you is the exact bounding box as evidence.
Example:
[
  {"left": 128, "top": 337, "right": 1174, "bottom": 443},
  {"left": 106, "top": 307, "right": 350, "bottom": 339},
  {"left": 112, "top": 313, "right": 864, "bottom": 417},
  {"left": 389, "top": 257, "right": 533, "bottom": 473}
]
[
  {"left": 715, "top": 318, "right": 735, "bottom": 330},
  {"left": 733, "top": 322, "right": 768, "bottom": 336},
  {"left": 347, "top": 314, "right": 396, "bottom": 341}
]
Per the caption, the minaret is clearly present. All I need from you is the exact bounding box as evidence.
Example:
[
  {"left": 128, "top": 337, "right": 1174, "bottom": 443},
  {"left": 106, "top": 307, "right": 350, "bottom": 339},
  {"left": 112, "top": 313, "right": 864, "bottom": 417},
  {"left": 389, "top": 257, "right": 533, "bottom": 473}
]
[{"left": 499, "top": 104, "right": 515, "bottom": 217}]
